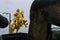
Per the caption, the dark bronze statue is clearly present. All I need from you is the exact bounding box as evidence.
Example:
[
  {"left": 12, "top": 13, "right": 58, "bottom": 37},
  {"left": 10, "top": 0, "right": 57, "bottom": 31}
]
[
  {"left": 0, "top": 14, "right": 8, "bottom": 28},
  {"left": 28, "top": 0, "right": 60, "bottom": 40}
]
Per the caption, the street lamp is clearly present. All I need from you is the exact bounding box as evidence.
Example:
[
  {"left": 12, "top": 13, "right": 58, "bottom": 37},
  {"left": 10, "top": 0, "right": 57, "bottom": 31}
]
[{"left": 2, "top": 12, "right": 11, "bottom": 32}]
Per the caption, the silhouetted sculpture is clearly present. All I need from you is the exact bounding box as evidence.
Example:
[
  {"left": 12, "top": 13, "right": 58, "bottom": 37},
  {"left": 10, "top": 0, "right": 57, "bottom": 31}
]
[
  {"left": 0, "top": 14, "right": 8, "bottom": 28},
  {"left": 28, "top": 0, "right": 60, "bottom": 40}
]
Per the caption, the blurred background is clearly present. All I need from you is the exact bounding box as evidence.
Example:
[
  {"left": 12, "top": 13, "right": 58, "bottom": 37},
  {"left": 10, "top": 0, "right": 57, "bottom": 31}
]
[
  {"left": 0, "top": 0, "right": 60, "bottom": 40},
  {"left": 0, "top": 0, "right": 33, "bottom": 35}
]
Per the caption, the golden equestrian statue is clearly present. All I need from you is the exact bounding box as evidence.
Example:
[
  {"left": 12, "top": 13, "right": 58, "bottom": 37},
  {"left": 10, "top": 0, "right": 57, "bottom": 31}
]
[{"left": 9, "top": 9, "right": 28, "bottom": 34}]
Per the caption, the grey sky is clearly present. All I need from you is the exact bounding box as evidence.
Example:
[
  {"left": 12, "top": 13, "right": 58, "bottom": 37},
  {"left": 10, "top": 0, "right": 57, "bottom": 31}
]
[{"left": 0, "top": 0, "right": 34, "bottom": 35}]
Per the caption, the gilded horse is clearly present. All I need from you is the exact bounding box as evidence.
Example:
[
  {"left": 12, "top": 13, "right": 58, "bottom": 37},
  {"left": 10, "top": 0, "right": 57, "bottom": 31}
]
[
  {"left": 9, "top": 9, "right": 28, "bottom": 34},
  {"left": 9, "top": 18, "right": 28, "bottom": 34}
]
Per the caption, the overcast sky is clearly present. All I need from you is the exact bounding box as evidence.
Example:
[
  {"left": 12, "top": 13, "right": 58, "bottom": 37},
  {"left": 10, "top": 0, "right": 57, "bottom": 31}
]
[
  {"left": 0, "top": 0, "right": 60, "bottom": 35},
  {"left": 0, "top": 0, "right": 34, "bottom": 35}
]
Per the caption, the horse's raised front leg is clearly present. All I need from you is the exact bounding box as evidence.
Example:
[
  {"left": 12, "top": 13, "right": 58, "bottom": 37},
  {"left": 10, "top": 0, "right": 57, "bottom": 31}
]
[
  {"left": 24, "top": 21, "right": 28, "bottom": 28},
  {"left": 22, "top": 19, "right": 28, "bottom": 27}
]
